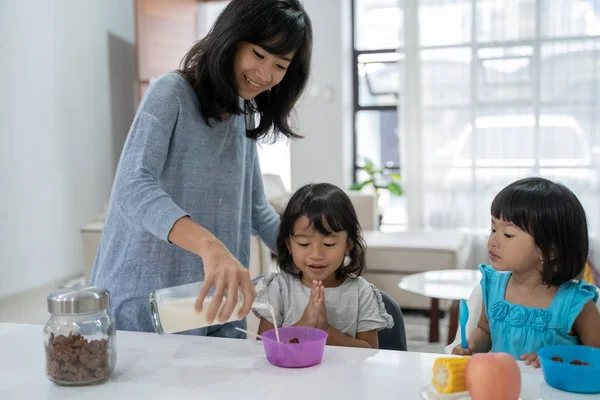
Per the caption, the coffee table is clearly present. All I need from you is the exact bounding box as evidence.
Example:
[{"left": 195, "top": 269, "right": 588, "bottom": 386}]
[{"left": 399, "top": 269, "right": 481, "bottom": 343}]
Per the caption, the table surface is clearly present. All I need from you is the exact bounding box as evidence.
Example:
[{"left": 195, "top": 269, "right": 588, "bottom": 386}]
[
  {"left": 399, "top": 269, "right": 482, "bottom": 301},
  {"left": 0, "top": 323, "right": 589, "bottom": 399}
]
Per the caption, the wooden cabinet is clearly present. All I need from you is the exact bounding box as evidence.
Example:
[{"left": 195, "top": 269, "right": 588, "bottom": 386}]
[
  {"left": 135, "top": 0, "right": 198, "bottom": 100},
  {"left": 134, "top": 0, "right": 227, "bottom": 101}
]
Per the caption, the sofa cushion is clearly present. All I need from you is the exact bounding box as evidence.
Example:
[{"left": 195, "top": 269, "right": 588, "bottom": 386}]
[{"left": 364, "top": 230, "right": 469, "bottom": 274}]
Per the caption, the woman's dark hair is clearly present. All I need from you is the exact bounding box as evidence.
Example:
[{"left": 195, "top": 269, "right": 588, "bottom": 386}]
[
  {"left": 178, "top": 0, "right": 312, "bottom": 142},
  {"left": 277, "top": 183, "right": 367, "bottom": 281},
  {"left": 491, "top": 177, "right": 589, "bottom": 286}
]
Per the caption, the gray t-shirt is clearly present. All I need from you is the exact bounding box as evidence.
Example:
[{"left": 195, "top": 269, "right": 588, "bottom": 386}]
[{"left": 253, "top": 273, "right": 394, "bottom": 337}]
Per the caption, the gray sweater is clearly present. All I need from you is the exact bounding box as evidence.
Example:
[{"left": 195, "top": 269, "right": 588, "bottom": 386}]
[{"left": 90, "top": 73, "right": 280, "bottom": 333}]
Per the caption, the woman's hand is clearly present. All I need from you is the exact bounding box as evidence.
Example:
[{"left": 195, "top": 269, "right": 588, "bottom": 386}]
[
  {"left": 194, "top": 237, "right": 255, "bottom": 324},
  {"left": 168, "top": 217, "right": 255, "bottom": 326}
]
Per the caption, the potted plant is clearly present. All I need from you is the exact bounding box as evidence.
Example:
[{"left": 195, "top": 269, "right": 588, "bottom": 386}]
[{"left": 350, "top": 158, "right": 402, "bottom": 226}]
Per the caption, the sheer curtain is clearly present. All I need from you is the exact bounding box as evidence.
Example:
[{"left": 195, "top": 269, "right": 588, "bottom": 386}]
[{"left": 399, "top": 0, "right": 600, "bottom": 266}]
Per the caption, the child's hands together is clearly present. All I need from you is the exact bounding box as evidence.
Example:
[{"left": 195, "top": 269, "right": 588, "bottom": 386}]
[
  {"left": 520, "top": 353, "right": 540, "bottom": 368},
  {"left": 314, "top": 281, "right": 330, "bottom": 330},
  {"left": 297, "top": 280, "right": 323, "bottom": 327},
  {"left": 297, "top": 280, "right": 329, "bottom": 330}
]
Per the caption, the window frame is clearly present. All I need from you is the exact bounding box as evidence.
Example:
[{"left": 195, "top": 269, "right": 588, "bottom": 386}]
[{"left": 351, "top": 0, "right": 401, "bottom": 183}]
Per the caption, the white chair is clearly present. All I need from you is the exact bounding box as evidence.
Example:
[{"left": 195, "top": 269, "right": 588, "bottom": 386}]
[
  {"left": 444, "top": 283, "right": 600, "bottom": 354},
  {"left": 344, "top": 190, "right": 378, "bottom": 231},
  {"left": 262, "top": 173, "right": 290, "bottom": 214}
]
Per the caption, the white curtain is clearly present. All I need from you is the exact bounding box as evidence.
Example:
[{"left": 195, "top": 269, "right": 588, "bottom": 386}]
[{"left": 398, "top": 0, "right": 600, "bottom": 266}]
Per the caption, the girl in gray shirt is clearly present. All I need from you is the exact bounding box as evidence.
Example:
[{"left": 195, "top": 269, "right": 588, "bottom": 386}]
[{"left": 254, "top": 183, "right": 393, "bottom": 348}]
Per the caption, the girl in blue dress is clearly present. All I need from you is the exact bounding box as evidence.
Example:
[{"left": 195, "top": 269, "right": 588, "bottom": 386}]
[{"left": 453, "top": 178, "right": 600, "bottom": 367}]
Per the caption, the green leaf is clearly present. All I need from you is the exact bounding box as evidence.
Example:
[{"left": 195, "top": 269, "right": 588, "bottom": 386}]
[
  {"left": 364, "top": 162, "right": 376, "bottom": 176},
  {"left": 362, "top": 157, "right": 374, "bottom": 167},
  {"left": 390, "top": 173, "right": 401, "bottom": 181},
  {"left": 387, "top": 181, "right": 403, "bottom": 196},
  {"left": 349, "top": 179, "right": 375, "bottom": 191}
]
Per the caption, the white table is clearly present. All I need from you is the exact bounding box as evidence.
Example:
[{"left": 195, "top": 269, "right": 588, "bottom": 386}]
[
  {"left": 399, "top": 269, "right": 482, "bottom": 343},
  {"left": 0, "top": 323, "right": 587, "bottom": 399}
]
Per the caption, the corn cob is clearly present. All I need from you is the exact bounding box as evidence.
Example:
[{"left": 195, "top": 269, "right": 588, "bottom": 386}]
[{"left": 432, "top": 356, "right": 469, "bottom": 394}]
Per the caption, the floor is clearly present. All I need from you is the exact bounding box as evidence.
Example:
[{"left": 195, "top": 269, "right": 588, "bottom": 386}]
[
  {"left": 0, "top": 276, "right": 448, "bottom": 354},
  {"left": 403, "top": 310, "right": 449, "bottom": 354},
  {"left": 0, "top": 280, "right": 65, "bottom": 325}
]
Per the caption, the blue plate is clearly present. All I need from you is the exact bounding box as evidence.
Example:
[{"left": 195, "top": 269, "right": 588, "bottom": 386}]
[{"left": 538, "top": 345, "right": 600, "bottom": 394}]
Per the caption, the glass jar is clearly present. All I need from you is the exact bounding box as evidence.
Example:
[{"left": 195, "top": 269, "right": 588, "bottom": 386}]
[
  {"left": 150, "top": 275, "right": 271, "bottom": 334},
  {"left": 44, "top": 286, "right": 116, "bottom": 386}
]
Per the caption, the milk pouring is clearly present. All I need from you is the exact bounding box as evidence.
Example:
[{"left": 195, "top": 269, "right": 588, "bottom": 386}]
[{"left": 150, "top": 276, "right": 277, "bottom": 339}]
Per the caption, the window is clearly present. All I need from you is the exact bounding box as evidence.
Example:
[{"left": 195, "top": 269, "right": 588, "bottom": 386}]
[
  {"left": 352, "top": 0, "right": 405, "bottom": 227},
  {"left": 418, "top": 0, "right": 600, "bottom": 231},
  {"left": 352, "top": 0, "right": 600, "bottom": 232}
]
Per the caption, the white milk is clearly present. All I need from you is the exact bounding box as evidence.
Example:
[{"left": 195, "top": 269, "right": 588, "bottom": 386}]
[
  {"left": 158, "top": 295, "right": 280, "bottom": 342},
  {"left": 264, "top": 303, "right": 280, "bottom": 342},
  {"left": 157, "top": 297, "right": 242, "bottom": 334}
]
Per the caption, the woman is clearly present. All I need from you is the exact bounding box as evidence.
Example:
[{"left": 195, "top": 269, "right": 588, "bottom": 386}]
[{"left": 90, "top": 0, "right": 313, "bottom": 338}]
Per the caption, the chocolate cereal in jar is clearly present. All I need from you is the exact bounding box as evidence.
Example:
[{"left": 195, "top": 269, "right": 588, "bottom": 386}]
[{"left": 44, "top": 286, "right": 116, "bottom": 385}]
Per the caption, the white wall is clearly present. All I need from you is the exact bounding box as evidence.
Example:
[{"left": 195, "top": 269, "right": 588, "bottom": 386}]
[
  {"left": 0, "top": 0, "right": 135, "bottom": 297},
  {"left": 198, "top": 1, "right": 229, "bottom": 39},
  {"left": 290, "top": 0, "right": 353, "bottom": 191}
]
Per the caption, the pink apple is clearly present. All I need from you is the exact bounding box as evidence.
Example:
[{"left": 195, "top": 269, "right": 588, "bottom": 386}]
[{"left": 466, "top": 353, "right": 521, "bottom": 400}]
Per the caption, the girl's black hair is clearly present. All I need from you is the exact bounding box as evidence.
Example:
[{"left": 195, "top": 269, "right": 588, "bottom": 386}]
[
  {"left": 277, "top": 183, "right": 367, "bottom": 281},
  {"left": 491, "top": 177, "right": 589, "bottom": 286},
  {"left": 178, "top": 0, "right": 312, "bottom": 142}
]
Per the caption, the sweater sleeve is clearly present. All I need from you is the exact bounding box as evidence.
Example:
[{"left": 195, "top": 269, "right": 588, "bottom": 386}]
[{"left": 110, "top": 75, "right": 189, "bottom": 242}]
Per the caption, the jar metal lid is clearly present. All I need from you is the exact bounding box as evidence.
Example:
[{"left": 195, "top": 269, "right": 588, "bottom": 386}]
[{"left": 47, "top": 286, "right": 110, "bottom": 315}]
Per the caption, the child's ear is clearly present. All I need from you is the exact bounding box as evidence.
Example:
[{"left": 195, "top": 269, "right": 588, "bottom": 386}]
[
  {"left": 549, "top": 247, "right": 558, "bottom": 261},
  {"left": 286, "top": 238, "right": 292, "bottom": 253},
  {"left": 346, "top": 240, "right": 354, "bottom": 254},
  {"left": 537, "top": 247, "right": 558, "bottom": 267}
]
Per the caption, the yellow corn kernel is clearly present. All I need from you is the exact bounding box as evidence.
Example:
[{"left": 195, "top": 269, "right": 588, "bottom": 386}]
[{"left": 432, "top": 356, "right": 469, "bottom": 394}]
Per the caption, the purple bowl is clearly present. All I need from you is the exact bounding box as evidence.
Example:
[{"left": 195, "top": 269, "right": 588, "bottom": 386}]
[{"left": 261, "top": 326, "right": 328, "bottom": 368}]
